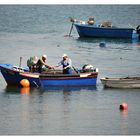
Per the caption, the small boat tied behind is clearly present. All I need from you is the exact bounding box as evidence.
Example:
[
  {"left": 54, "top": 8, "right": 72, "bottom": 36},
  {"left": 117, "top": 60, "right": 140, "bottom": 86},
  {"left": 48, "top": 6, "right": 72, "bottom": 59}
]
[
  {"left": 69, "top": 17, "right": 140, "bottom": 39},
  {"left": 100, "top": 77, "right": 140, "bottom": 89}
]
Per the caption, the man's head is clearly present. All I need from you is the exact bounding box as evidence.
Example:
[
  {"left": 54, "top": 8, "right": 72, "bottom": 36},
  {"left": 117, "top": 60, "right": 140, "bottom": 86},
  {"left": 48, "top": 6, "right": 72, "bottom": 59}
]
[
  {"left": 42, "top": 54, "right": 47, "bottom": 61},
  {"left": 62, "top": 54, "right": 68, "bottom": 60}
]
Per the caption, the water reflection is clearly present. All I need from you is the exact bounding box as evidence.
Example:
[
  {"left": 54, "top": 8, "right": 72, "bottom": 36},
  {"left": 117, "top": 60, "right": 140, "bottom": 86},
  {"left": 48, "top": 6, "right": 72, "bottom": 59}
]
[
  {"left": 120, "top": 110, "right": 129, "bottom": 135},
  {"left": 2, "top": 85, "right": 97, "bottom": 134},
  {"left": 4, "top": 85, "right": 97, "bottom": 95},
  {"left": 41, "top": 85, "right": 97, "bottom": 92},
  {"left": 4, "top": 85, "right": 21, "bottom": 94},
  {"left": 20, "top": 87, "right": 30, "bottom": 95},
  {"left": 4, "top": 85, "right": 45, "bottom": 95},
  {"left": 120, "top": 110, "right": 128, "bottom": 118},
  {"left": 77, "top": 37, "right": 139, "bottom": 44}
]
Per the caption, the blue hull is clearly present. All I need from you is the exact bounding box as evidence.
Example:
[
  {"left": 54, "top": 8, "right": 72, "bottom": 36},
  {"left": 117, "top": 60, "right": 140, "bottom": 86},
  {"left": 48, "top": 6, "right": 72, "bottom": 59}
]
[
  {"left": 40, "top": 73, "right": 98, "bottom": 87},
  {"left": 74, "top": 23, "right": 138, "bottom": 39},
  {"left": 0, "top": 64, "right": 40, "bottom": 87},
  {"left": 40, "top": 78, "right": 97, "bottom": 87}
]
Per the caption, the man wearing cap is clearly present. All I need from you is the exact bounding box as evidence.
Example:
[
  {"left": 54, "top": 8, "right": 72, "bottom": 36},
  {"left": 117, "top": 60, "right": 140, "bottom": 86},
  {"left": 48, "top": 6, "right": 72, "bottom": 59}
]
[
  {"left": 56, "top": 54, "right": 75, "bottom": 74},
  {"left": 36, "top": 54, "right": 53, "bottom": 73}
]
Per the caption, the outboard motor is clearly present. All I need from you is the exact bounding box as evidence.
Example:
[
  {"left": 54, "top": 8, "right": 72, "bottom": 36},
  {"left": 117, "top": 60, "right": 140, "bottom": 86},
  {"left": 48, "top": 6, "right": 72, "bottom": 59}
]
[
  {"left": 136, "top": 25, "right": 140, "bottom": 39},
  {"left": 82, "top": 64, "right": 97, "bottom": 72},
  {"left": 136, "top": 25, "right": 140, "bottom": 34}
]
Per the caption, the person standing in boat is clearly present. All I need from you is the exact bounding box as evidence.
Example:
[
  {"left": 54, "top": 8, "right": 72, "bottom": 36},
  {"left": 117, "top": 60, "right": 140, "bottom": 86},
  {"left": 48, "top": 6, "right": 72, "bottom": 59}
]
[
  {"left": 36, "top": 54, "right": 53, "bottom": 73},
  {"left": 56, "top": 54, "right": 76, "bottom": 74}
]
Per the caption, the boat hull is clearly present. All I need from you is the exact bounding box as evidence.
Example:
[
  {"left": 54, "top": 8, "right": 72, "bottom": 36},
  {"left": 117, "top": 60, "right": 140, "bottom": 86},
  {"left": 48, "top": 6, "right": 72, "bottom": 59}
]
[
  {"left": 0, "top": 64, "right": 40, "bottom": 87},
  {"left": 74, "top": 23, "right": 138, "bottom": 39},
  {"left": 0, "top": 64, "right": 98, "bottom": 87},
  {"left": 101, "top": 77, "right": 140, "bottom": 88},
  {"left": 40, "top": 72, "right": 98, "bottom": 87}
]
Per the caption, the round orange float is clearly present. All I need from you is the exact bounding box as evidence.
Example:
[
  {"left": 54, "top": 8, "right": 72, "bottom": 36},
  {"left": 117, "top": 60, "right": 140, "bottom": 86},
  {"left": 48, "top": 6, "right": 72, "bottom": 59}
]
[
  {"left": 120, "top": 102, "right": 128, "bottom": 110},
  {"left": 20, "top": 79, "right": 30, "bottom": 88}
]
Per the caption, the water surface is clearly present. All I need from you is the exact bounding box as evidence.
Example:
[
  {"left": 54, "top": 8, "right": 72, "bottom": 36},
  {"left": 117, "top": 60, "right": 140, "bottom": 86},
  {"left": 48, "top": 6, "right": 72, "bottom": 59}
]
[{"left": 0, "top": 5, "right": 140, "bottom": 135}]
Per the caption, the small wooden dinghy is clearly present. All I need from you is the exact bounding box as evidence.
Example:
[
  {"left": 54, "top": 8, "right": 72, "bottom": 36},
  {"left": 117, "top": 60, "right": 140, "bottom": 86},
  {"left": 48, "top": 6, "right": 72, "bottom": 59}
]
[{"left": 100, "top": 77, "right": 140, "bottom": 88}]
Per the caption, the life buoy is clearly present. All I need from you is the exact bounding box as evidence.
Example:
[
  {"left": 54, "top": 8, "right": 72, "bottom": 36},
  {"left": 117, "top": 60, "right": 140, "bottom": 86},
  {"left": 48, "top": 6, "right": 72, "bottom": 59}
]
[{"left": 136, "top": 25, "right": 140, "bottom": 34}]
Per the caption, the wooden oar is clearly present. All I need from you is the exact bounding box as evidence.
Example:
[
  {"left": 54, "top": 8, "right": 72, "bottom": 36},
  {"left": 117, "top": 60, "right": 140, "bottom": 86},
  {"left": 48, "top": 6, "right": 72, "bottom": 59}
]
[{"left": 72, "top": 66, "right": 79, "bottom": 74}]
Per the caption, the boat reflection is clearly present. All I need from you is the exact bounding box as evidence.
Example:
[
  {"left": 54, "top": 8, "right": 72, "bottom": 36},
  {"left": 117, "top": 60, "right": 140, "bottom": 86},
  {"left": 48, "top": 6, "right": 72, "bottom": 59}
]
[
  {"left": 4, "top": 85, "right": 22, "bottom": 94},
  {"left": 120, "top": 110, "right": 129, "bottom": 135},
  {"left": 4, "top": 85, "right": 97, "bottom": 95},
  {"left": 77, "top": 37, "right": 139, "bottom": 44},
  {"left": 4, "top": 85, "right": 42, "bottom": 95},
  {"left": 41, "top": 85, "right": 97, "bottom": 92}
]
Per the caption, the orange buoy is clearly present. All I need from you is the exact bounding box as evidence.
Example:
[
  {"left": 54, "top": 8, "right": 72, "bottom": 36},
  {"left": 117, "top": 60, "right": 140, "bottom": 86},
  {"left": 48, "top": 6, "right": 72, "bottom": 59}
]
[
  {"left": 120, "top": 102, "right": 128, "bottom": 110},
  {"left": 20, "top": 79, "right": 30, "bottom": 88},
  {"left": 20, "top": 87, "right": 30, "bottom": 94}
]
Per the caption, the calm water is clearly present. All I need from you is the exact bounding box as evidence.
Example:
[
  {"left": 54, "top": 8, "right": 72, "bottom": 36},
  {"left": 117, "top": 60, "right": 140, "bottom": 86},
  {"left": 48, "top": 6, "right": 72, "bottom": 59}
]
[{"left": 0, "top": 5, "right": 140, "bottom": 135}]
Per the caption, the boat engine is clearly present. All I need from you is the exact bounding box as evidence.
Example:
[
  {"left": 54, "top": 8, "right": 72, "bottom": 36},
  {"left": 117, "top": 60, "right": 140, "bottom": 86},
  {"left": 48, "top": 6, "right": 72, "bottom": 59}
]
[
  {"left": 136, "top": 25, "right": 140, "bottom": 34},
  {"left": 82, "top": 64, "right": 94, "bottom": 72},
  {"left": 136, "top": 25, "right": 140, "bottom": 39}
]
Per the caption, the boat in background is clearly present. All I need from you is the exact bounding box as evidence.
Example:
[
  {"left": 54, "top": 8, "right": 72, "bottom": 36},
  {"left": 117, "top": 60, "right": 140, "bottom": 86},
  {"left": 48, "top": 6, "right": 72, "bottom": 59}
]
[
  {"left": 70, "top": 18, "right": 140, "bottom": 39},
  {"left": 100, "top": 77, "right": 140, "bottom": 88}
]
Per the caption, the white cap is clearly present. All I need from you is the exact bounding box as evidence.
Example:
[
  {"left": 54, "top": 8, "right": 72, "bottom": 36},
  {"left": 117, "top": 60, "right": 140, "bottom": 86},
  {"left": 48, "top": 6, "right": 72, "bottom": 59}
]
[
  {"left": 42, "top": 54, "right": 47, "bottom": 58},
  {"left": 62, "top": 54, "right": 67, "bottom": 57}
]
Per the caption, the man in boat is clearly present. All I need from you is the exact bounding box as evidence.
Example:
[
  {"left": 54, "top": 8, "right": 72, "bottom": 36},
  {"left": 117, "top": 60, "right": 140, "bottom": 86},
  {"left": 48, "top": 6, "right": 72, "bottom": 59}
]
[
  {"left": 56, "top": 54, "right": 76, "bottom": 74},
  {"left": 27, "top": 56, "right": 38, "bottom": 72},
  {"left": 36, "top": 54, "right": 53, "bottom": 73}
]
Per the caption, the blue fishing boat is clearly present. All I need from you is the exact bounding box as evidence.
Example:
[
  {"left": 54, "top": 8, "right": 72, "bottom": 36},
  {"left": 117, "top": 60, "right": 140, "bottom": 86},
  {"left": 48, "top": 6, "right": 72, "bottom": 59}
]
[
  {"left": 39, "top": 69, "right": 98, "bottom": 87},
  {"left": 0, "top": 64, "right": 40, "bottom": 87},
  {"left": 0, "top": 63, "right": 98, "bottom": 87},
  {"left": 70, "top": 18, "right": 140, "bottom": 39}
]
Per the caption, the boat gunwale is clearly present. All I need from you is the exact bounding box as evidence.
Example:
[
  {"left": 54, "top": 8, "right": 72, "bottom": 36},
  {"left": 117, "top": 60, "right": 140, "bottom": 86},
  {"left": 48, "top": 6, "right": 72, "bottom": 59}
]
[
  {"left": 74, "top": 22, "right": 135, "bottom": 30},
  {"left": 101, "top": 77, "right": 140, "bottom": 81},
  {"left": 40, "top": 72, "right": 98, "bottom": 80}
]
